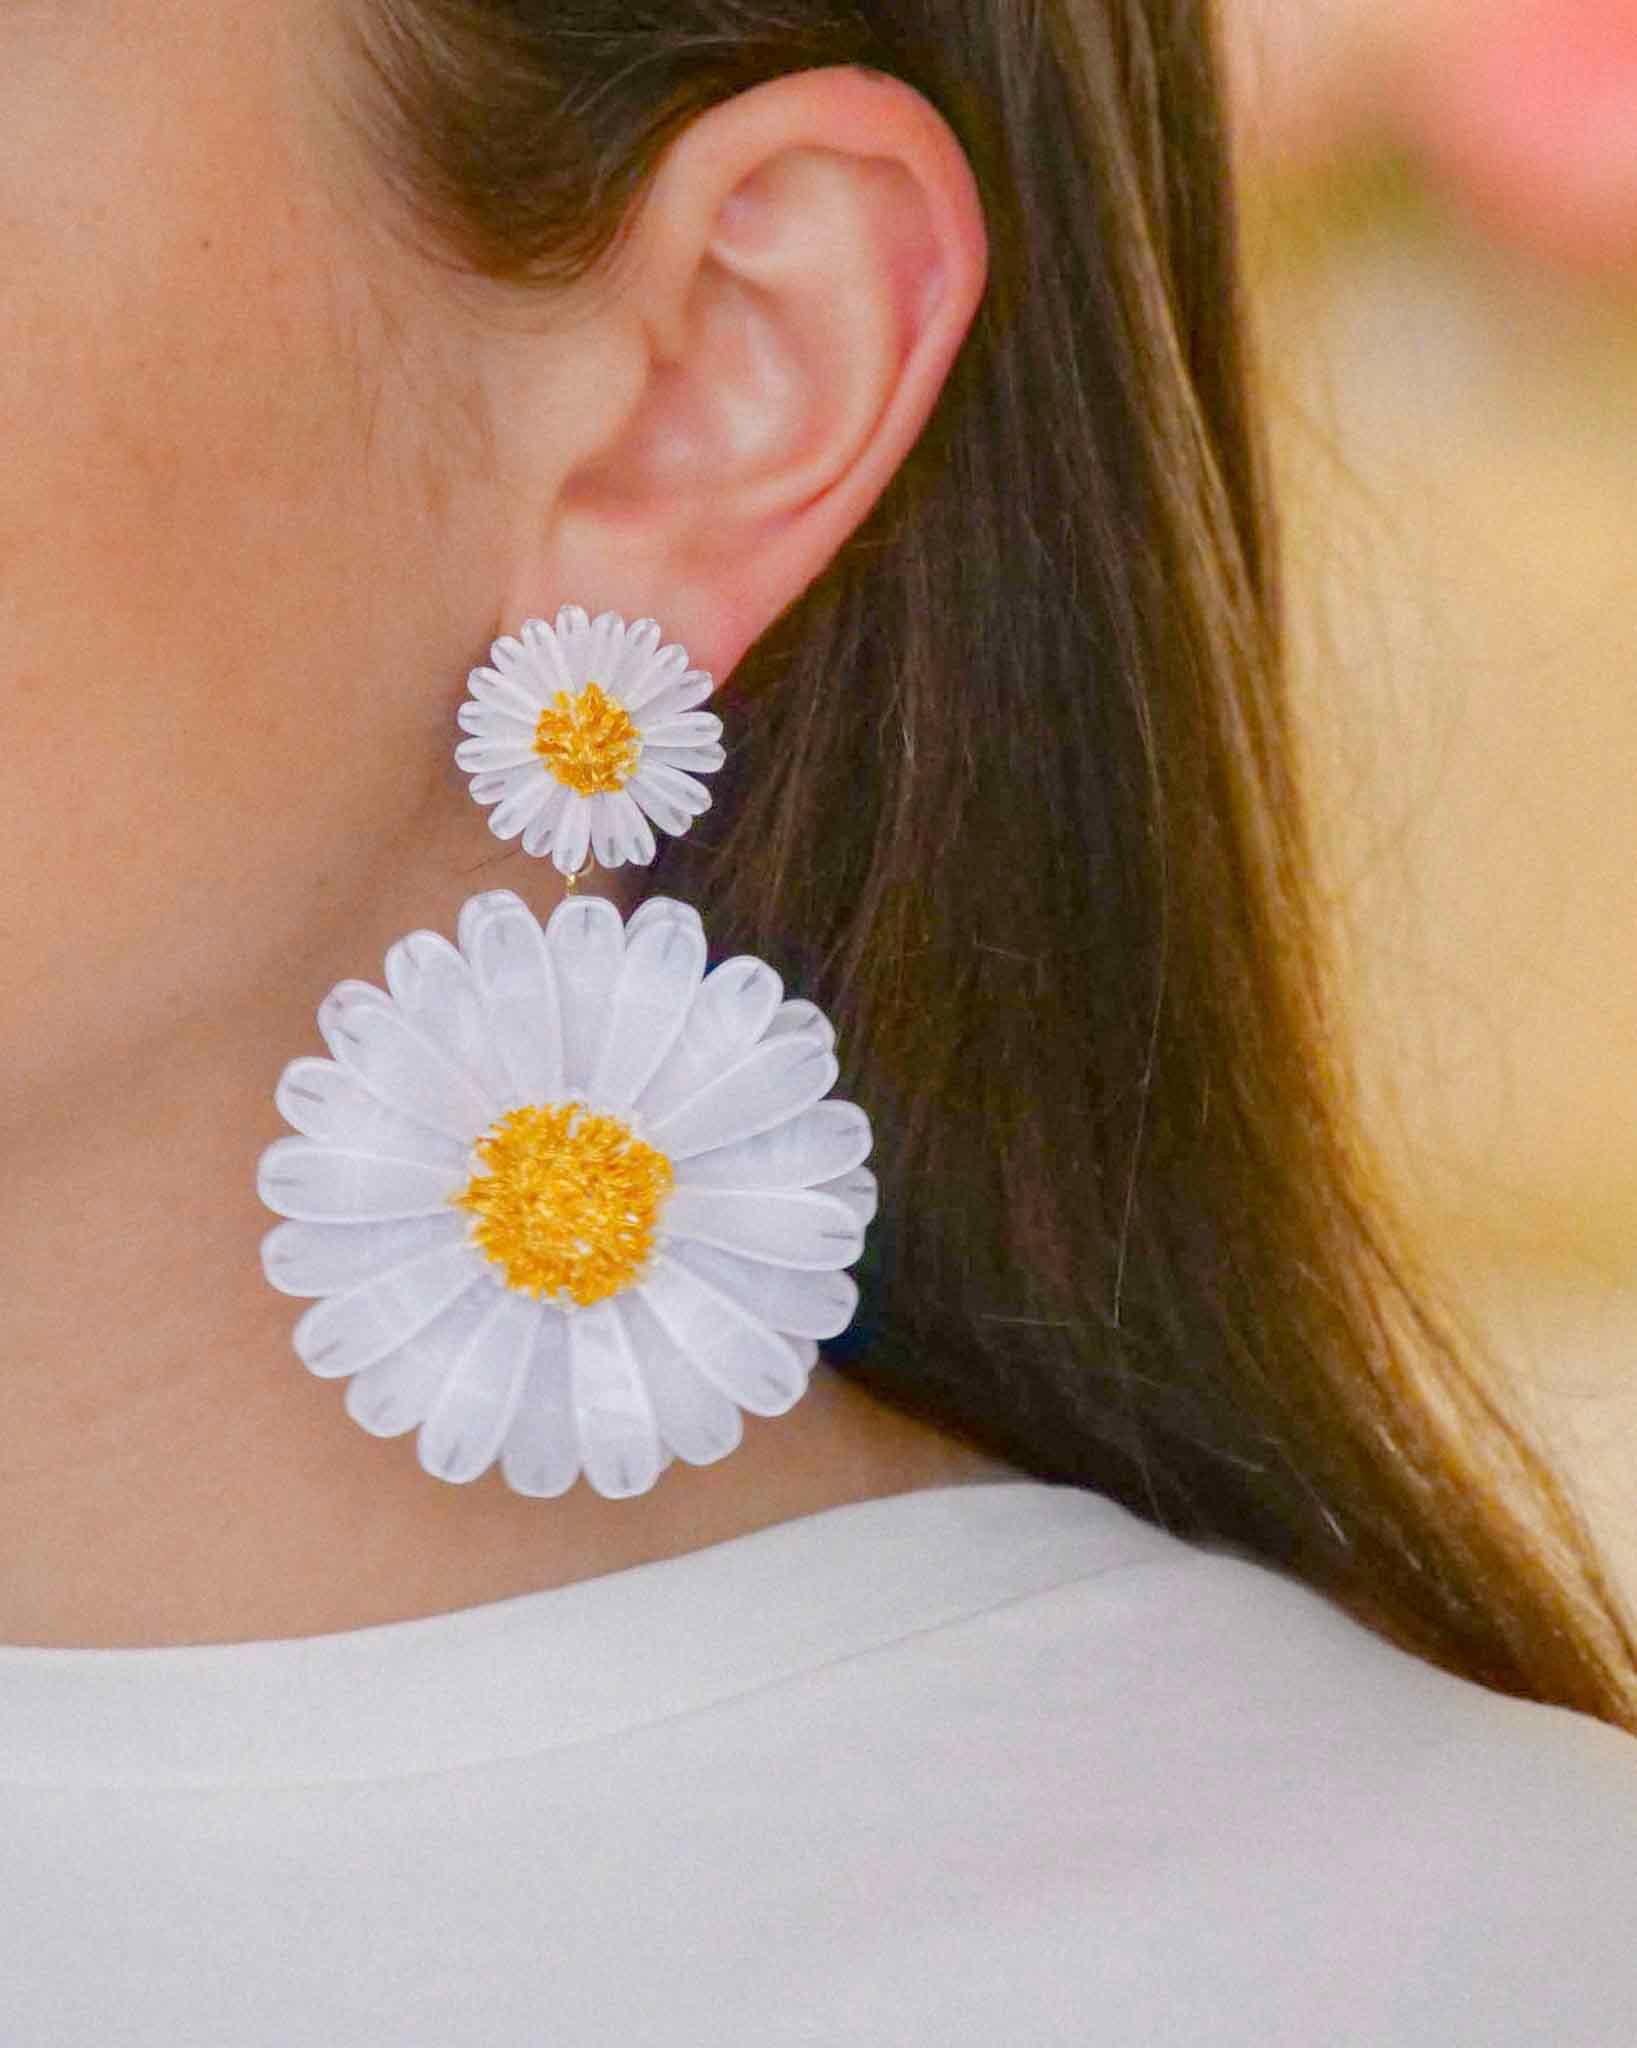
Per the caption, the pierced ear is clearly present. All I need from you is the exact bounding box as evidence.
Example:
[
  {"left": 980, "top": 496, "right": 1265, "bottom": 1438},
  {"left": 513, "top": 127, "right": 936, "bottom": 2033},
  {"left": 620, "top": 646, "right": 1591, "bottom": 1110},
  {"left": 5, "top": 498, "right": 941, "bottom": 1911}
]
[{"left": 547, "top": 67, "right": 988, "bottom": 681}]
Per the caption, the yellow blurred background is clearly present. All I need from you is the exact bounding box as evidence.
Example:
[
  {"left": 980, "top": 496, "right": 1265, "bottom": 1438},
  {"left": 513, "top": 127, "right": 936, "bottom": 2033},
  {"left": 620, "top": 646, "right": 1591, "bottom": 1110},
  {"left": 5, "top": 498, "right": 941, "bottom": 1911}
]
[{"left": 1227, "top": 0, "right": 1637, "bottom": 1599}]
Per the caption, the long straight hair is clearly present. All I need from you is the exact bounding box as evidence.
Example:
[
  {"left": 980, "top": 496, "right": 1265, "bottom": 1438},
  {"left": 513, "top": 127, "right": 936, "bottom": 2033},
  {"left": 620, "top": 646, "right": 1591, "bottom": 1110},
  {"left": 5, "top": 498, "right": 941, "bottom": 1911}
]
[{"left": 339, "top": 0, "right": 1637, "bottom": 1730}]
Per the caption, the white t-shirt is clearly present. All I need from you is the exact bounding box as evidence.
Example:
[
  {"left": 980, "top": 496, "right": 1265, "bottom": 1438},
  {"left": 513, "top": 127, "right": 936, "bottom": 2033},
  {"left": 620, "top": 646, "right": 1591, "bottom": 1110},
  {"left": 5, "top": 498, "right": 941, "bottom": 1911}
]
[{"left": 2, "top": 1477, "right": 1634, "bottom": 2044}]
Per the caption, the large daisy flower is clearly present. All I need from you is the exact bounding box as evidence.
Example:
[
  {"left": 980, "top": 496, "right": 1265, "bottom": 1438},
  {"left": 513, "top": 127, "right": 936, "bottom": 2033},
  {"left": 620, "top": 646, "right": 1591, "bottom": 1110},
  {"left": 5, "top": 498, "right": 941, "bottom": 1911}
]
[
  {"left": 257, "top": 890, "right": 874, "bottom": 1499},
  {"left": 455, "top": 608, "right": 723, "bottom": 876}
]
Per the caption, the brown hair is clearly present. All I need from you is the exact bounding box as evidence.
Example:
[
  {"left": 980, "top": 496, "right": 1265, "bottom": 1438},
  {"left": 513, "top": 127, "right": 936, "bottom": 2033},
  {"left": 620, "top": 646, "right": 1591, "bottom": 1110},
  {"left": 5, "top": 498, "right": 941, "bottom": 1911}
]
[{"left": 338, "top": 0, "right": 1637, "bottom": 1729}]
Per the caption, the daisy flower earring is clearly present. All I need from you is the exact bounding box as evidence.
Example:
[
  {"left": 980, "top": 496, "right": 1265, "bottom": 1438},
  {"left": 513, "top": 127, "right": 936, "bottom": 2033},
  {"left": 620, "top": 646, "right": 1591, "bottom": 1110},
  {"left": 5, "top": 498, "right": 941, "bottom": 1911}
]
[{"left": 257, "top": 607, "right": 876, "bottom": 1502}]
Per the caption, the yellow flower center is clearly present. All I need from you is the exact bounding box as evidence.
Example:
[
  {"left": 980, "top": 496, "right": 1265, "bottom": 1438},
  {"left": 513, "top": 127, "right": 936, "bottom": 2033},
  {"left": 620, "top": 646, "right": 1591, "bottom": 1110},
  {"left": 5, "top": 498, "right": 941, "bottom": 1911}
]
[
  {"left": 453, "top": 1101, "right": 674, "bottom": 1308},
  {"left": 532, "top": 681, "right": 641, "bottom": 796}
]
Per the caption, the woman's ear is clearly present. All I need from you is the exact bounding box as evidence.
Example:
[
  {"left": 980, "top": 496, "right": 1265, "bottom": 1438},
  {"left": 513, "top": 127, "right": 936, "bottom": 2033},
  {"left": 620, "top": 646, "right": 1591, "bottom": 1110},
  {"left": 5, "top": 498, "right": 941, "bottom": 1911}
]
[{"left": 503, "top": 65, "right": 988, "bottom": 683}]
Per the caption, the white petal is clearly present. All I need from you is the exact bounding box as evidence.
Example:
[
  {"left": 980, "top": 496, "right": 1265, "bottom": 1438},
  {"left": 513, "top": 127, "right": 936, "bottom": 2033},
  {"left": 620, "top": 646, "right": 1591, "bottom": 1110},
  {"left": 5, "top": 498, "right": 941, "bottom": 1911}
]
[
  {"left": 763, "top": 998, "right": 836, "bottom": 1053},
  {"left": 258, "top": 1138, "right": 461, "bottom": 1223},
  {"left": 417, "top": 1287, "right": 542, "bottom": 1484},
  {"left": 670, "top": 1239, "right": 859, "bottom": 1341},
  {"left": 635, "top": 712, "right": 722, "bottom": 749},
  {"left": 520, "top": 778, "right": 573, "bottom": 859},
  {"left": 274, "top": 1058, "right": 469, "bottom": 1168},
  {"left": 383, "top": 929, "right": 510, "bottom": 1109},
  {"left": 456, "top": 697, "right": 534, "bottom": 742},
  {"left": 488, "top": 774, "right": 552, "bottom": 842},
  {"left": 607, "top": 615, "right": 662, "bottom": 694},
  {"left": 261, "top": 1214, "right": 466, "bottom": 1297},
  {"left": 458, "top": 889, "right": 566, "bottom": 1105},
  {"left": 518, "top": 616, "right": 576, "bottom": 695},
  {"left": 551, "top": 790, "right": 593, "bottom": 877},
  {"left": 500, "top": 1310, "right": 579, "bottom": 1497},
  {"left": 814, "top": 1165, "right": 878, "bottom": 1227},
  {"left": 617, "top": 1288, "right": 743, "bottom": 1466},
  {"left": 342, "top": 1281, "right": 502, "bottom": 1438},
  {"left": 552, "top": 604, "right": 592, "bottom": 679},
  {"left": 318, "top": 981, "right": 496, "bottom": 1140},
  {"left": 620, "top": 645, "right": 691, "bottom": 714},
  {"left": 468, "top": 763, "right": 540, "bottom": 806},
  {"left": 673, "top": 1100, "right": 871, "bottom": 1191},
  {"left": 625, "top": 896, "right": 702, "bottom": 943},
  {"left": 661, "top": 1185, "right": 862, "bottom": 1269},
  {"left": 467, "top": 661, "right": 546, "bottom": 721},
  {"left": 580, "top": 609, "right": 626, "bottom": 692},
  {"left": 632, "top": 669, "right": 715, "bottom": 724},
  {"left": 624, "top": 774, "right": 691, "bottom": 839},
  {"left": 587, "top": 791, "right": 630, "bottom": 869},
  {"left": 568, "top": 1297, "right": 664, "bottom": 1499},
  {"left": 645, "top": 1035, "right": 839, "bottom": 1161},
  {"left": 588, "top": 914, "right": 706, "bottom": 1112},
  {"left": 455, "top": 734, "right": 538, "bottom": 773},
  {"left": 630, "top": 760, "right": 710, "bottom": 817},
  {"left": 292, "top": 1242, "right": 484, "bottom": 1379},
  {"left": 637, "top": 1253, "right": 808, "bottom": 1417},
  {"left": 545, "top": 894, "right": 625, "bottom": 1094},
  {"left": 641, "top": 742, "right": 725, "bottom": 775},
  {"left": 636, "top": 956, "right": 783, "bottom": 1123},
  {"left": 612, "top": 789, "right": 657, "bottom": 865}
]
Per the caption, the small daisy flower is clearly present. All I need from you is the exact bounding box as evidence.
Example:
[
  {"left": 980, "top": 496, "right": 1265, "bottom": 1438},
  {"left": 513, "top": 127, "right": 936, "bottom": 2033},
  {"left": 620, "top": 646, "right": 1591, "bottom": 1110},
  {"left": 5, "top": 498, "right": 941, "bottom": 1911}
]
[
  {"left": 257, "top": 890, "right": 875, "bottom": 1500},
  {"left": 455, "top": 607, "right": 723, "bottom": 876}
]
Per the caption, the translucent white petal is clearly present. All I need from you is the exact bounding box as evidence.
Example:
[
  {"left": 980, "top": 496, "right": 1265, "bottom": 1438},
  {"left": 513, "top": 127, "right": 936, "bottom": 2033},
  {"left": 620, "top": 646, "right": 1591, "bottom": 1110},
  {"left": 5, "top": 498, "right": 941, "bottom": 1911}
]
[
  {"left": 577, "top": 609, "right": 625, "bottom": 693},
  {"left": 635, "top": 712, "right": 722, "bottom": 749},
  {"left": 645, "top": 1036, "right": 839, "bottom": 1162},
  {"left": 789, "top": 1337, "right": 820, "bottom": 1374},
  {"left": 467, "top": 661, "right": 546, "bottom": 722},
  {"left": 607, "top": 616, "right": 662, "bottom": 700},
  {"left": 500, "top": 1310, "right": 579, "bottom": 1497},
  {"left": 454, "top": 734, "right": 538, "bottom": 773},
  {"left": 383, "top": 929, "right": 510, "bottom": 1110},
  {"left": 636, "top": 1253, "right": 808, "bottom": 1417},
  {"left": 551, "top": 790, "right": 593, "bottom": 878},
  {"left": 417, "top": 1287, "right": 542, "bottom": 1485},
  {"left": 672, "top": 1100, "right": 871, "bottom": 1191},
  {"left": 552, "top": 605, "right": 592, "bottom": 678},
  {"left": 274, "top": 1058, "right": 470, "bottom": 1167},
  {"left": 317, "top": 981, "right": 496, "bottom": 1140},
  {"left": 814, "top": 1164, "right": 879, "bottom": 1227},
  {"left": 763, "top": 998, "right": 836, "bottom": 1053},
  {"left": 661, "top": 1184, "right": 862, "bottom": 1270},
  {"left": 292, "top": 1242, "right": 483, "bottom": 1379},
  {"left": 261, "top": 1214, "right": 465, "bottom": 1297},
  {"left": 641, "top": 742, "right": 726, "bottom": 775},
  {"left": 613, "top": 789, "right": 656, "bottom": 865},
  {"left": 545, "top": 894, "right": 625, "bottom": 1094},
  {"left": 588, "top": 914, "right": 706, "bottom": 1113},
  {"left": 458, "top": 889, "right": 566, "bottom": 1105},
  {"left": 456, "top": 697, "right": 534, "bottom": 742},
  {"left": 587, "top": 791, "right": 631, "bottom": 869},
  {"left": 258, "top": 1138, "right": 462, "bottom": 1223},
  {"left": 343, "top": 1281, "right": 502, "bottom": 1438},
  {"left": 520, "top": 778, "right": 573, "bottom": 859},
  {"left": 636, "top": 956, "right": 783, "bottom": 1123},
  {"left": 632, "top": 669, "right": 715, "bottom": 724},
  {"left": 630, "top": 760, "right": 710, "bottom": 818},
  {"left": 487, "top": 775, "right": 551, "bottom": 842},
  {"left": 620, "top": 645, "right": 691, "bottom": 715},
  {"left": 617, "top": 1288, "right": 743, "bottom": 1466},
  {"left": 569, "top": 1297, "right": 664, "bottom": 1500},
  {"left": 624, "top": 773, "right": 691, "bottom": 839},
  {"left": 670, "top": 1239, "right": 859, "bottom": 1341},
  {"left": 468, "top": 763, "right": 540, "bottom": 807},
  {"left": 518, "top": 616, "right": 576, "bottom": 695},
  {"left": 624, "top": 896, "right": 702, "bottom": 943}
]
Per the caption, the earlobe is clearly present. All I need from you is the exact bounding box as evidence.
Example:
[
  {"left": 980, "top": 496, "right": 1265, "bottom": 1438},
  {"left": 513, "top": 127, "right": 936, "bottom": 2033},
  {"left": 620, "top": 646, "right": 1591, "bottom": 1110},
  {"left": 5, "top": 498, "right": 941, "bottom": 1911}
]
[{"left": 544, "top": 66, "right": 988, "bottom": 683}]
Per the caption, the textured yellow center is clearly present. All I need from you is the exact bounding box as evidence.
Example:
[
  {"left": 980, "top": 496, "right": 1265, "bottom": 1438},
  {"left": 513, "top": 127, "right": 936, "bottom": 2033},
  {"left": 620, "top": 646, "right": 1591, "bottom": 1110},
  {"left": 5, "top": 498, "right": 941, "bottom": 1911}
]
[
  {"left": 532, "top": 681, "right": 641, "bottom": 796},
  {"left": 453, "top": 1101, "right": 673, "bottom": 1308}
]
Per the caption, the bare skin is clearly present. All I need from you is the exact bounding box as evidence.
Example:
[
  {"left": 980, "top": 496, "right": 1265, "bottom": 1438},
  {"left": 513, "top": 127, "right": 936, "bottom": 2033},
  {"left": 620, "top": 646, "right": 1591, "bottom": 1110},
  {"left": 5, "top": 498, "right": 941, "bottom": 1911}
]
[{"left": 0, "top": 0, "right": 1009, "bottom": 1648}]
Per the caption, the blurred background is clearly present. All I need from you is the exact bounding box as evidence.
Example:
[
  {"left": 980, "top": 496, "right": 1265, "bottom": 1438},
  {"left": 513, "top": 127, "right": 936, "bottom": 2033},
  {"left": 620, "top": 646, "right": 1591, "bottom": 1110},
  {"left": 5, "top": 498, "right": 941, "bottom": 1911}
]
[{"left": 1222, "top": 0, "right": 1637, "bottom": 1600}]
